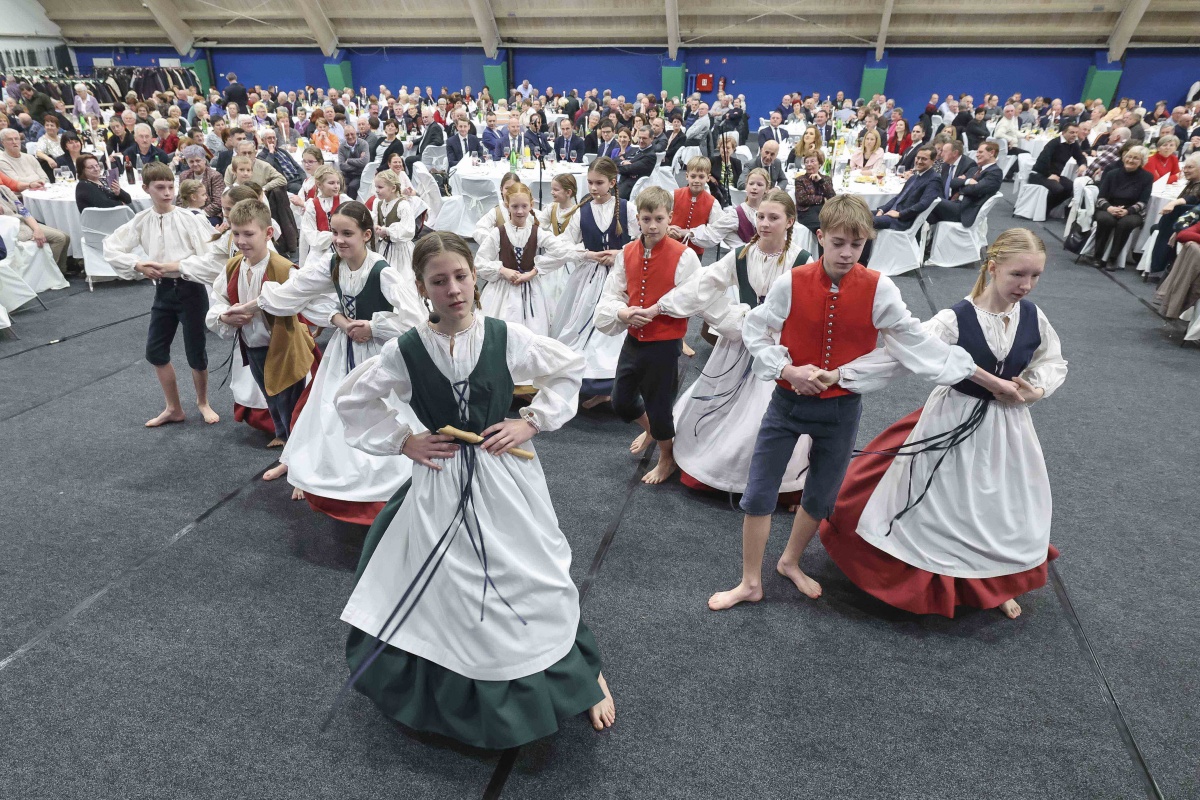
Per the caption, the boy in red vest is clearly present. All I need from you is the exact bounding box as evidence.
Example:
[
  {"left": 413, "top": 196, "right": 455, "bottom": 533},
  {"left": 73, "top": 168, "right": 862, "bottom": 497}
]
[
  {"left": 708, "top": 195, "right": 1024, "bottom": 611},
  {"left": 597, "top": 186, "right": 703, "bottom": 485},
  {"left": 668, "top": 156, "right": 724, "bottom": 259}
]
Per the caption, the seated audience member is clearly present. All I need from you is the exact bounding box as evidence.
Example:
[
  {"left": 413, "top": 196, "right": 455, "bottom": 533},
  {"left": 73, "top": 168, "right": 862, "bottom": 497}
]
[
  {"left": 1082, "top": 127, "right": 1131, "bottom": 183},
  {"left": 965, "top": 107, "right": 990, "bottom": 150},
  {"left": 856, "top": 112, "right": 883, "bottom": 144},
  {"left": 275, "top": 111, "right": 301, "bottom": 148},
  {"left": 404, "top": 107, "right": 444, "bottom": 174},
  {"left": 603, "top": 126, "right": 632, "bottom": 161},
  {"left": 1039, "top": 99, "right": 1063, "bottom": 130},
  {"left": 898, "top": 123, "right": 927, "bottom": 171},
  {"left": 887, "top": 118, "right": 912, "bottom": 154},
  {"left": 1153, "top": 242, "right": 1200, "bottom": 317},
  {"left": 660, "top": 117, "right": 685, "bottom": 165},
  {"left": 204, "top": 117, "right": 227, "bottom": 155},
  {"left": 874, "top": 144, "right": 941, "bottom": 229},
  {"left": 937, "top": 139, "right": 975, "bottom": 192},
  {"left": 212, "top": 129, "right": 244, "bottom": 176},
  {"left": 705, "top": 132, "right": 741, "bottom": 206},
  {"left": 1091, "top": 146, "right": 1153, "bottom": 271},
  {"left": 811, "top": 109, "right": 834, "bottom": 145},
  {"left": 311, "top": 114, "right": 340, "bottom": 154},
  {"left": 992, "top": 104, "right": 1025, "bottom": 155},
  {"left": 793, "top": 151, "right": 835, "bottom": 235},
  {"left": 177, "top": 145, "right": 225, "bottom": 223},
  {"left": 1147, "top": 154, "right": 1200, "bottom": 278},
  {"left": 124, "top": 123, "right": 172, "bottom": 167},
  {"left": 54, "top": 134, "right": 84, "bottom": 177},
  {"left": 107, "top": 117, "right": 135, "bottom": 156},
  {"left": 258, "top": 128, "right": 305, "bottom": 194},
  {"left": 850, "top": 129, "right": 885, "bottom": 172},
  {"left": 158, "top": 118, "right": 181, "bottom": 154},
  {"left": 1123, "top": 111, "right": 1145, "bottom": 142},
  {"left": 0, "top": 170, "right": 71, "bottom": 274},
  {"left": 35, "top": 115, "right": 64, "bottom": 178},
  {"left": 523, "top": 114, "right": 551, "bottom": 156},
  {"left": 1145, "top": 135, "right": 1181, "bottom": 183},
  {"left": 0, "top": 128, "right": 47, "bottom": 189},
  {"left": 757, "top": 111, "right": 787, "bottom": 148},
  {"left": 738, "top": 139, "right": 785, "bottom": 189},
  {"left": 446, "top": 117, "right": 483, "bottom": 170},
  {"left": 223, "top": 138, "right": 286, "bottom": 192},
  {"left": 75, "top": 153, "right": 133, "bottom": 212},
  {"left": 786, "top": 100, "right": 809, "bottom": 125},
  {"left": 481, "top": 112, "right": 504, "bottom": 160},
  {"left": 338, "top": 127, "right": 369, "bottom": 197},
  {"left": 928, "top": 141, "right": 1002, "bottom": 225},
  {"left": 555, "top": 117, "right": 585, "bottom": 163},
  {"left": 1029, "top": 122, "right": 1087, "bottom": 215},
  {"left": 787, "top": 127, "right": 822, "bottom": 168}
]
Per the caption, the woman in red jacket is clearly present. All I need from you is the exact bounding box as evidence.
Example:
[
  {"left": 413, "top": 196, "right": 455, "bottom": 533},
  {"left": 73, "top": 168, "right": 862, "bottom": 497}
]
[{"left": 1145, "top": 135, "right": 1181, "bottom": 183}]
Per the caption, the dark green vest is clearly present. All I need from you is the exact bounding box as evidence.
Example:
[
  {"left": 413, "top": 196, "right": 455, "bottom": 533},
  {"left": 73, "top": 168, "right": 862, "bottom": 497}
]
[
  {"left": 735, "top": 247, "right": 811, "bottom": 307},
  {"left": 396, "top": 316, "right": 514, "bottom": 434},
  {"left": 332, "top": 257, "right": 391, "bottom": 321}
]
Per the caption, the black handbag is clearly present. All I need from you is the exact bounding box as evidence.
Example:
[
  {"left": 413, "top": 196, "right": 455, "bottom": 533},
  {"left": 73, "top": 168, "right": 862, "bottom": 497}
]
[{"left": 1064, "top": 223, "right": 1086, "bottom": 254}]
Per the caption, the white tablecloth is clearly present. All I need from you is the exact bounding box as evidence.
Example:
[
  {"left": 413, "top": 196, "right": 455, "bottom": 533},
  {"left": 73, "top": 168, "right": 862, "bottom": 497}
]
[
  {"left": 449, "top": 162, "right": 589, "bottom": 222},
  {"left": 837, "top": 173, "right": 902, "bottom": 211},
  {"left": 23, "top": 180, "right": 152, "bottom": 259},
  {"left": 1134, "top": 182, "right": 1184, "bottom": 253}
]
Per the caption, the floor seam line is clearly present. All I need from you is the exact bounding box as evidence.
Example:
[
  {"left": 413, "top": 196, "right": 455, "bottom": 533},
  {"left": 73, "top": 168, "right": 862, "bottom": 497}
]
[{"left": 0, "top": 359, "right": 143, "bottom": 424}]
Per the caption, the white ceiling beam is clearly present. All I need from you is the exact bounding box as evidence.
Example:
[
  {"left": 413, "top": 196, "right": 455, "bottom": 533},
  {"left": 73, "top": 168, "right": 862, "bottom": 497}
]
[
  {"left": 666, "top": 0, "right": 681, "bottom": 59},
  {"left": 139, "top": 0, "right": 194, "bottom": 55},
  {"left": 292, "top": 0, "right": 339, "bottom": 57},
  {"left": 464, "top": 0, "right": 501, "bottom": 58},
  {"left": 1107, "top": 0, "right": 1152, "bottom": 62},
  {"left": 875, "top": 0, "right": 895, "bottom": 61}
]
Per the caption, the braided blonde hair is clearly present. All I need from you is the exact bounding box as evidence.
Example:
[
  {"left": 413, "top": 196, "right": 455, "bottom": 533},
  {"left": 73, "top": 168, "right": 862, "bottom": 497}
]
[
  {"left": 972, "top": 228, "right": 1045, "bottom": 299},
  {"left": 739, "top": 188, "right": 797, "bottom": 266}
]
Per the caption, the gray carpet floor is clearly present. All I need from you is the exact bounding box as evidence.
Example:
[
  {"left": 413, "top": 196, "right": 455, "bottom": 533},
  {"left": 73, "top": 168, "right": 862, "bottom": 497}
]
[{"left": 2, "top": 190, "right": 1196, "bottom": 799}]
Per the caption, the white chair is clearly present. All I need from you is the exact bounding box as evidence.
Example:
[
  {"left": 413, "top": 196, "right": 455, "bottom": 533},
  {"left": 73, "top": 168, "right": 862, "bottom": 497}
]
[
  {"left": 421, "top": 144, "right": 448, "bottom": 173},
  {"left": 1136, "top": 230, "right": 1158, "bottom": 274},
  {"left": 629, "top": 176, "right": 650, "bottom": 203},
  {"left": 0, "top": 218, "right": 44, "bottom": 313},
  {"left": 356, "top": 162, "right": 378, "bottom": 202},
  {"left": 1012, "top": 152, "right": 1034, "bottom": 193},
  {"left": 869, "top": 199, "right": 940, "bottom": 277},
  {"left": 672, "top": 146, "right": 701, "bottom": 173},
  {"left": 24, "top": 141, "right": 39, "bottom": 155},
  {"left": 1182, "top": 299, "right": 1200, "bottom": 343},
  {"left": 930, "top": 115, "right": 944, "bottom": 137},
  {"left": 0, "top": 215, "right": 67, "bottom": 294},
  {"left": 1079, "top": 226, "right": 1135, "bottom": 269},
  {"left": 989, "top": 137, "right": 1013, "bottom": 177},
  {"left": 0, "top": 299, "right": 11, "bottom": 336},
  {"left": 410, "top": 161, "right": 442, "bottom": 220},
  {"left": 1014, "top": 183, "right": 1049, "bottom": 221},
  {"left": 80, "top": 206, "right": 136, "bottom": 291},
  {"left": 1062, "top": 180, "right": 1098, "bottom": 236},
  {"left": 927, "top": 194, "right": 1002, "bottom": 268},
  {"left": 583, "top": 153, "right": 596, "bottom": 165},
  {"left": 647, "top": 166, "right": 678, "bottom": 194},
  {"left": 734, "top": 146, "right": 753, "bottom": 165},
  {"left": 728, "top": 188, "right": 747, "bottom": 207}
]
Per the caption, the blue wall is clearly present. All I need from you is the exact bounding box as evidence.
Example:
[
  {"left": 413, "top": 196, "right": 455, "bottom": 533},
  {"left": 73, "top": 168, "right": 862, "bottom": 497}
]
[
  {"left": 71, "top": 45, "right": 1200, "bottom": 122},
  {"left": 684, "top": 47, "right": 864, "bottom": 122},
  {"left": 883, "top": 48, "right": 1094, "bottom": 119},
  {"left": 1119, "top": 48, "right": 1200, "bottom": 107}
]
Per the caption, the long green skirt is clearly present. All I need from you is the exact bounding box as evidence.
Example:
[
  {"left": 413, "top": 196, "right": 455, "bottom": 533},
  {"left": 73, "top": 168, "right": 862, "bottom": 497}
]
[{"left": 344, "top": 482, "right": 605, "bottom": 750}]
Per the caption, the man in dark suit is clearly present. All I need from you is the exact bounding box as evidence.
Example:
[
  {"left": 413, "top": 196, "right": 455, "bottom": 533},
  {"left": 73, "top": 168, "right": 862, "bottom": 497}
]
[
  {"left": 873, "top": 145, "right": 941, "bottom": 230},
  {"left": 563, "top": 91, "right": 581, "bottom": 123},
  {"left": 929, "top": 142, "right": 1003, "bottom": 226},
  {"left": 1039, "top": 99, "right": 1064, "bottom": 131},
  {"left": 737, "top": 139, "right": 786, "bottom": 189},
  {"left": 811, "top": 109, "right": 834, "bottom": 145},
  {"left": 212, "top": 129, "right": 243, "bottom": 176},
  {"left": 937, "top": 140, "right": 975, "bottom": 198},
  {"left": 1029, "top": 122, "right": 1087, "bottom": 215},
  {"left": 446, "top": 117, "right": 483, "bottom": 171},
  {"left": 481, "top": 112, "right": 504, "bottom": 161},
  {"left": 757, "top": 111, "right": 787, "bottom": 149},
  {"left": 500, "top": 118, "right": 525, "bottom": 162},
  {"left": 616, "top": 126, "right": 659, "bottom": 200},
  {"left": 661, "top": 117, "right": 686, "bottom": 166},
  {"left": 898, "top": 123, "right": 927, "bottom": 171},
  {"left": 523, "top": 115, "right": 551, "bottom": 158},
  {"left": 404, "top": 106, "right": 444, "bottom": 174},
  {"left": 223, "top": 73, "right": 249, "bottom": 112},
  {"left": 555, "top": 117, "right": 586, "bottom": 164}
]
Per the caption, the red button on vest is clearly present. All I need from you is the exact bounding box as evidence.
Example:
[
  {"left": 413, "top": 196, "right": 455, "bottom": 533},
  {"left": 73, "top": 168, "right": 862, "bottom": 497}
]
[
  {"left": 777, "top": 260, "right": 881, "bottom": 399},
  {"left": 670, "top": 187, "right": 714, "bottom": 257},
  {"left": 624, "top": 236, "right": 689, "bottom": 342}
]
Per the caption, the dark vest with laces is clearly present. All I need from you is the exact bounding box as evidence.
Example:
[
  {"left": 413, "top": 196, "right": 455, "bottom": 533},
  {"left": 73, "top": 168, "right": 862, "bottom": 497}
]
[
  {"left": 950, "top": 298, "right": 1041, "bottom": 400},
  {"left": 735, "top": 247, "right": 811, "bottom": 307},
  {"left": 580, "top": 199, "right": 630, "bottom": 252},
  {"left": 331, "top": 257, "right": 390, "bottom": 321}
]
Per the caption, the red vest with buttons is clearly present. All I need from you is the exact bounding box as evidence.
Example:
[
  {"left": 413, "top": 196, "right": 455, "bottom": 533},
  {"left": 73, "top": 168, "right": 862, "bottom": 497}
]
[
  {"left": 623, "top": 236, "right": 690, "bottom": 342},
  {"left": 670, "top": 187, "right": 715, "bottom": 256},
  {"left": 778, "top": 260, "right": 881, "bottom": 399}
]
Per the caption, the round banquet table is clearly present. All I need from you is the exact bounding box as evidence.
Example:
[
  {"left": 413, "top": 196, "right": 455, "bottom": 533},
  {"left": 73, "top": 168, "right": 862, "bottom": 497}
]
[
  {"left": 449, "top": 161, "right": 589, "bottom": 222},
  {"left": 1134, "top": 181, "right": 1185, "bottom": 254},
  {"left": 792, "top": 169, "right": 900, "bottom": 212},
  {"left": 23, "top": 179, "right": 151, "bottom": 259}
]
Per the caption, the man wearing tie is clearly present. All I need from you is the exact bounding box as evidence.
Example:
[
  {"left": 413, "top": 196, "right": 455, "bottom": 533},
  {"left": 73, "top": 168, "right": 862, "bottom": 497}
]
[
  {"left": 898, "top": 123, "right": 927, "bottom": 171},
  {"left": 524, "top": 115, "right": 551, "bottom": 158},
  {"left": 502, "top": 118, "right": 524, "bottom": 160},
  {"left": 938, "top": 140, "right": 974, "bottom": 198},
  {"left": 812, "top": 109, "right": 834, "bottom": 145},
  {"left": 928, "top": 142, "right": 1002, "bottom": 225},
  {"left": 616, "top": 126, "right": 658, "bottom": 199},
  {"left": 481, "top": 112, "right": 504, "bottom": 161},
  {"left": 873, "top": 145, "right": 942, "bottom": 230},
  {"left": 446, "top": 117, "right": 482, "bottom": 171},
  {"left": 757, "top": 111, "right": 786, "bottom": 148},
  {"left": 555, "top": 117, "right": 585, "bottom": 163}
]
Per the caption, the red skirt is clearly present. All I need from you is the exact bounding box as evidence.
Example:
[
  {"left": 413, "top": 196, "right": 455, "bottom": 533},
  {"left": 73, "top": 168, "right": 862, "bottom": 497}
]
[
  {"left": 680, "top": 471, "right": 803, "bottom": 510},
  {"left": 818, "top": 407, "right": 1059, "bottom": 618},
  {"left": 231, "top": 344, "right": 323, "bottom": 437},
  {"left": 303, "top": 493, "right": 385, "bottom": 526}
]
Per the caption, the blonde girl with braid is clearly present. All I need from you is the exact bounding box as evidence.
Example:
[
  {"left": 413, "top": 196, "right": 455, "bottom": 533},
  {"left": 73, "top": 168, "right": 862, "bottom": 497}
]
[
  {"left": 818, "top": 227, "right": 1068, "bottom": 620},
  {"left": 472, "top": 170, "right": 521, "bottom": 244},
  {"left": 535, "top": 172, "right": 583, "bottom": 306},
  {"left": 656, "top": 188, "right": 814, "bottom": 501},
  {"left": 707, "top": 167, "right": 773, "bottom": 251},
  {"left": 551, "top": 156, "right": 641, "bottom": 407},
  {"left": 475, "top": 181, "right": 578, "bottom": 336}
]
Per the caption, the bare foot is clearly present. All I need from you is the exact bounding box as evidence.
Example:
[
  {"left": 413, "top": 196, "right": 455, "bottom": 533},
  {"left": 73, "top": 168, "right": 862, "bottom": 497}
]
[
  {"left": 145, "top": 409, "right": 185, "bottom": 428},
  {"left": 630, "top": 431, "right": 653, "bottom": 455},
  {"left": 682, "top": 341, "right": 696, "bottom": 357},
  {"left": 642, "top": 455, "right": 677, "bottom": 485},
  {"left": 708, "top": 581, "right": 763, "bottom": 611},
  {"left": 588, "top": 673, "right": 616, "bottom": 731},
  {"left": 999, "top": 599, "right": 1022, "bottom": 619},
  {"left": 776, "top": 560, "right": 823, "bottom": 599},
  {"left": 581, "top": 395, "right": 611, "bottom": 410},
  {"left": 263, "top": 463, "right": 288, "bottom": 481},
  {"left": 198, "top": 404, "right": 220, "bottom": 424},
  {"left": 291, "top": 487, "right": 305, "bottom": 501},
  {"left": 266, "top": 437, "right": 285, "bottom": 449}
]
